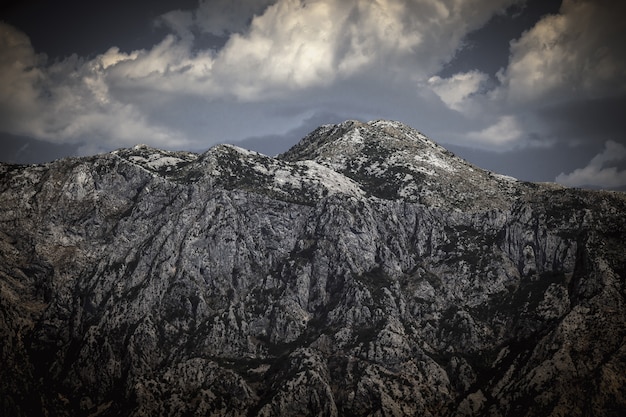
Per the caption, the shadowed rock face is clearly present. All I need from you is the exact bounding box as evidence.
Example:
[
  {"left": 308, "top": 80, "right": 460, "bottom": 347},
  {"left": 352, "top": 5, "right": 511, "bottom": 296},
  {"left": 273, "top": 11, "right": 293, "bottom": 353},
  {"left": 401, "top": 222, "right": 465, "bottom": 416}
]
[{"left": 1, "top": 120, "right": 625, "bottom": 417}]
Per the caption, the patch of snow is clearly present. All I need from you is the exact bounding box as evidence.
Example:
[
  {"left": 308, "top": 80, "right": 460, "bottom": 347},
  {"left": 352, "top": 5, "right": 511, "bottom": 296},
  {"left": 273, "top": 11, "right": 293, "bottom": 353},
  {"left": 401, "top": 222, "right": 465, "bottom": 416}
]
[
  {"left": 322, "top": 157, "right": 348, "bottom": 172},
  {"left": 221, "top": 144, "right": 260, "bottom": 156},
  {"left": 298, "top": 161, "right": 364, "bottom": 197},
  {"left": 493, "top": 173, "right": 518, "bottom": 182},
  {"left": 273, "top": 168, "right": 301, "bottom": 189},
  {"left": 413, "top": 152, "right": 456, "bottom": 172},
  {"left": 129, "top": 156, "right": 146, "bottom": 164},
  {"left": 346, "top": 128, "right": 364, "bottom": 144},
  {"left": 313, "top": 127, "right": 365, "bottom": 158},
  {"left": 246, "top": 155, "right": 363, "bottom": 198},
  {"left": 414, "top": 166, "right": 436, "bottom": 176},
  {"left": 126, "top": 150, "right": 197, "bottom": 173},
  {"left": 146, "top": 156, "right": 186, "bottom": 170},
  {"left": 369, "top": 120, "right": 403, "bottom": 129}
]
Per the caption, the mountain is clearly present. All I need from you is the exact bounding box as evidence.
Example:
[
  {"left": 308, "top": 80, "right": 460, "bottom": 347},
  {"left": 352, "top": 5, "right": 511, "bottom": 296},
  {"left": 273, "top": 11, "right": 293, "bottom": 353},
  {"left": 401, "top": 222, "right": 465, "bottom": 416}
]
[{"left": 1, "top": 120, "right": 625, "bottom": 417}]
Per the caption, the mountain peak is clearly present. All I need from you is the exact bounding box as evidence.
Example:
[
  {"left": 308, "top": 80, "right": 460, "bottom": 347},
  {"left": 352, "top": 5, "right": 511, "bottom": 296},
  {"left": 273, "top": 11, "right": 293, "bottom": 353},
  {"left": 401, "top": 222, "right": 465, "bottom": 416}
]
[
  {"left": 279, "top": 119, "right": 441, "bottom": 163},
  {"left": 280, "top": 119, "right": 523, "bottom": 208}
]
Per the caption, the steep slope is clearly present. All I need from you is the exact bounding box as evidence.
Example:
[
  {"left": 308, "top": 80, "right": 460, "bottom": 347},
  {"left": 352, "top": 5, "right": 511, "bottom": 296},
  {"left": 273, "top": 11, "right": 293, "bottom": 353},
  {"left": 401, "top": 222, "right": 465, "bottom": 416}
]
[{"left": 1, "top": 121, "right": 625, "bottom": 417}]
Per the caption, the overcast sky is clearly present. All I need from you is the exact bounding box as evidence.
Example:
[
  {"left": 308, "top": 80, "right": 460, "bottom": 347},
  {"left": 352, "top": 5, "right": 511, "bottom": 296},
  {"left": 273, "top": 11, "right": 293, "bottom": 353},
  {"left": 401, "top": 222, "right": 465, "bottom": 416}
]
[{"left": 1, "top": 0, "right": 625, "bottom": 189}]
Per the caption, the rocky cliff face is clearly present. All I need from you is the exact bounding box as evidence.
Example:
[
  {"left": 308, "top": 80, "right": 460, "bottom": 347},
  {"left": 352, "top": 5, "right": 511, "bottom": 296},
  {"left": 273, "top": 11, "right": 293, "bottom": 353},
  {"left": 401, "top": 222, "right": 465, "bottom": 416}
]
[{"left": 1, "top": 120, "right": 625, "bottom": 417}]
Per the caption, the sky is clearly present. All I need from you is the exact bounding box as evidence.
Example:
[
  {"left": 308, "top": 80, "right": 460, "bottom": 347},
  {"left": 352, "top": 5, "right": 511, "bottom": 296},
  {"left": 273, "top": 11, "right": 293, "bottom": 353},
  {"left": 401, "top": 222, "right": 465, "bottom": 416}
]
[{"left": 1, "top": 0, "right": 625, "bottom": 189}]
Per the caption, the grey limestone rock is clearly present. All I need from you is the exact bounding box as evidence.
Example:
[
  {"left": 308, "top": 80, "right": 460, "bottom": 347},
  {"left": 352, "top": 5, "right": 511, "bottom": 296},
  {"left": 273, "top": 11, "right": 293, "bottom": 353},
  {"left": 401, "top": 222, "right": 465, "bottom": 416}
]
[{"left": 1, "top": 120, "right": 625, "bottom": 416}]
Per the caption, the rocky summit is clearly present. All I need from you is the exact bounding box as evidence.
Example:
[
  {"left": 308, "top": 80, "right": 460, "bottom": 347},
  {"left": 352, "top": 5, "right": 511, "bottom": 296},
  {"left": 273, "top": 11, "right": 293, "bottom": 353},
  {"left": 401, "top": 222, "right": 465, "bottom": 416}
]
[{"left": 1, "top": 120, "right": 625, "bottom": 417}]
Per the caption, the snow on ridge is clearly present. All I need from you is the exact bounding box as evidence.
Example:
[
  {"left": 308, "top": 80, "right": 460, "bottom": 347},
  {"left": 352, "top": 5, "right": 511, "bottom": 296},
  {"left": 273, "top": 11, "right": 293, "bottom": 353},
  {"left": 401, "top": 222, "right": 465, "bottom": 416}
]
[
  {"left": 219, "top": 143, "right": 263, "bottom": 157},
  {"left": 297, "top": 160, "right": 364, "bottom": 196},
  {"left": 242, "top": 150, "right": 364, "bottom": 198},
  {"left": 311, "top": 125, "right": 365, "bottom": 159},
  {"left": 413, "top": 152, "right": 456, "bottom": 172},
  {"left": 145, "top": 156, "right": 187, "bottom": 170},
  {"left": 414, "top": 166, "right": 436, "bottom": 176},
  {"left": 112, "top": 145, "right": 199, "bottom": 176},
  {"left": 341, "top": 128, "right": 364, "bottom": 145},
  {"left": 368, "top": 119, "right": 440, "bottom": 148},
  {"left": 493, "top": 173, "right": 518, "bottom": 182},
  {"left": 368, "top": 120, "right": 404, "bottom": 129},
  {"left": 127, "top": 151, "right": 197, "bottom": 169}
]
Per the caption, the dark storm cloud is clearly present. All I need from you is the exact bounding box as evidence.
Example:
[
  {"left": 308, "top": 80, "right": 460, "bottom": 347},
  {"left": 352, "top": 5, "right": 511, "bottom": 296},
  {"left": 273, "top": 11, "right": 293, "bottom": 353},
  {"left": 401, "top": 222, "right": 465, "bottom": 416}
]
[
  {"left": 537, "top": 97, "right": 626, "bottom": 145},
  {"left": 446, "top": 142, "right": 602, "bottom": 183},
  {"left": 1, "top": 0, "right": 199, "bottom": 59},
  {"left": 438, "top": 0, "right": 562, "bottom": 78},
  {"left": 492, "top": 0, "right": 626, "bottom": 105},
  {"left": 483, "top": 0, "right": 626, "bottom": 186},
  {"left": 0, "top": 132, "right": 79, "bottom": 164},
  {"left": 159, "top": 0, "right": 276, "bottom": 38}
]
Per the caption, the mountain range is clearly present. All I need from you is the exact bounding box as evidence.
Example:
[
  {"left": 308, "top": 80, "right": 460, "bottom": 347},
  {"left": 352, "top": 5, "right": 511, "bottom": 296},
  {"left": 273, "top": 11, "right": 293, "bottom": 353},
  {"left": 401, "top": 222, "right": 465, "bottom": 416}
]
[{"left": 1, "top": 120, "right": 625, "bottom": 416}]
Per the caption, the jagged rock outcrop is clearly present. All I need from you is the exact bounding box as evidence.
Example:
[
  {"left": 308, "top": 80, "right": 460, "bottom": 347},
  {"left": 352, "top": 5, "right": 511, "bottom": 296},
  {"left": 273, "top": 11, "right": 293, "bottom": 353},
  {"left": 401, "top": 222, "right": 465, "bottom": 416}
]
[{"left": 1, "top": 120, "right": 625, "bottom": 416}]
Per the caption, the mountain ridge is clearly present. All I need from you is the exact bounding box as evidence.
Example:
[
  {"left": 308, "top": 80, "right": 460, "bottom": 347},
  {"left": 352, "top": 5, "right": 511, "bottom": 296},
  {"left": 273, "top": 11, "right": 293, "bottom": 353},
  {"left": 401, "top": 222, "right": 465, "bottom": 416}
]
[
  {"left": 1, "top": 120, "right": 625, "bottom": 416},
  {"left": 100, "top": 119, "right": 536, "bottom": 209}
]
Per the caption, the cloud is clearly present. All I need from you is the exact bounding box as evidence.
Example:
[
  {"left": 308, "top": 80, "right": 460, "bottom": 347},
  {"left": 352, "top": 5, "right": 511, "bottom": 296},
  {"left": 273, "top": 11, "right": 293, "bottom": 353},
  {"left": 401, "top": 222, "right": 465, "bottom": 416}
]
[
  {"left": 1, "top": 0, "right": 523, "bottom": 154},
  {"left": 467, "top": 115, "right": 523, "bottom": 146},
  {"left": 194, "top": 0, "right": 276, "bottom": 36},
  {"left": 0, "top": 23, "right": 44, "bottom": 134},
  {"left": 440, "top": 0, "right": 626, "bottom": 155},
  {"left": 213, "top": 0, "right": 519, "bottom": 97},
  {"left": 6, "top": 0, "right": 624, "bottom": 169},
  {"left": 556, "top": 141, "right": 626, "bottom": 188},
  {"left": 159, "top": 0, "right": 276, "bottom": 39},
  {"left": 494, "top": 0, "right": 626, "bottom": 104},
  {"left": 212, "top": 0, "right": 341, "bottom": 96},
  {"left": 112, "top": 0, "right": 521, "bottom": 100},
  {"left": 158, "top": 10, "right": 196, "bottom": 39},
  {"left": 0, "top": 23, "right": 190, "bottom": 150},
  {"left": 427, "top": 70, "right": 488, "bottom": 112}
]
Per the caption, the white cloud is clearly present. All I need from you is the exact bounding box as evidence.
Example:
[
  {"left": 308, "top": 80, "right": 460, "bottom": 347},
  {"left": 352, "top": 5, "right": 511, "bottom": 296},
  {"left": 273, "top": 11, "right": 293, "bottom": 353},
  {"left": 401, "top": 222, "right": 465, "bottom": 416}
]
[
  {"left": 112, "top": 0, "right": 520, "bottom": 100},
  {"left": 467, "top": 115, "right": 523, "bottom": 146},
  {"left": 556, "top": 141, "right": 626, "bottom": 188},
  {"left": 494, "top": 0, "right": 626, "bottom": 104},
  {"left": 427, "top": 71, "right": 488, "bottom": 112},
  {"left": 211, "top": 0, "right": 339, "bottom": 96},
  {"left": 440, "top": 0, "right": 626, "bottom": 158},
  {"left": 106, "top": 35, "right": 216, "bottom": 96},
  {"left": 0, "top": 23, "right": 190, "bottom": 149},
  {"left": 13, "top": 0, "right": 604, "bottom": 157}
]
